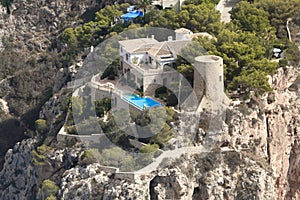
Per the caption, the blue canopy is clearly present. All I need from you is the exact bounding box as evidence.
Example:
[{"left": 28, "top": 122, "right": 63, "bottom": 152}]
[{"left": 121, "top": 10, "right": 144, "bottom": 21}]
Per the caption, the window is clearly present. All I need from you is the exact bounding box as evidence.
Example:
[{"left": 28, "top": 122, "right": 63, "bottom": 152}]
[
  {"left": 126, "top": 53, "right": 129, "bottom": 61},
  {"left": 219, "top": 75, "right": 222, "bottom": 82},
  {"left": 149, "top": 56, "right": 152, "bottom": 64}
]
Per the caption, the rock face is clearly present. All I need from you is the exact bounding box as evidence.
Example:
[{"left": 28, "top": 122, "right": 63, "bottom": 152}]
[
  {"left": 267, "top": 67, "right": 300, "bottom": 200},
  {"left": 0, "top": 138, "right": 84, "bottom": 199},
  {"left": 0, "top": 64, "right": 299, "bottom": 199},
  {"left": 55, "top": 66, "right": 299, "bottom": 200},
  {"left": 0, "top": 139, "right": 37, "bottom": 199},
  {"left": 38, "top": 90, "right": 71, "bottom": 135},
  {"left": 149, "top": 151, "right": 274, "bottom": 200},
  {"left": 0, "top": 1, "right": 299, "bottom": 199},
  {"left": 225, "top": 66, "right": 300, "bottom": 200},
  {"left": 55, "top": 151, "right": 274, "bottom": 200},
  {"left": 0, "top": 0, "right": 97, "bottom": 52},
  {"left": 0, "top": 98, "right": 9, "bottom": 114}
]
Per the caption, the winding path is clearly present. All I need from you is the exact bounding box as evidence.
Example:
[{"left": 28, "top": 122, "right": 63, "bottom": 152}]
[{"left": 136, "top": 146, "right": 205, "bottom": 173}]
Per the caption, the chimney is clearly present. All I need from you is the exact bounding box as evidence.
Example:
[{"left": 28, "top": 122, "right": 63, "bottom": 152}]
[
  {"left": 151, "top": 35, "right": 155, "bottom": 39},
  {"left": 168, "top": 36, "right": 173, "bottom": 41}
]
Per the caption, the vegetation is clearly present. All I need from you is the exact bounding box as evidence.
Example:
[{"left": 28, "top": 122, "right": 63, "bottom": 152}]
[
  {"left": 95, "top": 97, "right": 111, "bottom": 118},
  {"left": 0, "top": 49, "right": 57, "bottom": 121},
  {"left": 230, "top": 1, "right": 271, "bottom": 33},
  {"left": 41, "top": 180, "right": 59, "bottom": 199},
  {"left": 31, "top": 150, "right": 46, "bottom": 166},
  {"left": 140, "top": 143, "right": 159, "bottom": 153},
  {"left": 59, "top": 0, "right": 300, "bottom": 156},
  {"left": 45, "top": 195, "right": 57, "bottom": 200},
  {"left": 174, "top": 0, "right": 300, "bottom": 96},
  {"left": 255, "top": 0, "right": 300, "bottom": 38},
  {"left": 37, "top": 144, "right": 53, "bottom": 155},
  {"left": 35, "top": 119, "right": 48, "bottom": 134},
  {"left": 71, "top": 97, "right": 84, "bottom": 117},
  {"left": 99, "top": 106, "right": 175, "bottom": 148},
  {"left": 150, "top": 2, "right": 222, "bottom": 35},
  {"left": 76, "top": 117, "right": 101, "bottom": 135},
  {"left": 0, "top": 0, "right": 10, "bottom": 7},
  {"left": 31, "top": 144, "right": 53, "bottom": 166},
  {"left": 80, "top": 149, "right": 100, "bottom": 165},
  {"left": 60, "top": 0, "right": 300, "bottom": 97},
  {"left": 62, "top": 3, "right": 131, "bottom": 52},
  {"left": 101, "top": 59, "right": 118, "bottom": 80},
  {"left": 184, "top": 0, "right": 220, "bottom": 4},
  {"left": 150, "top": 125, "right": 173, "bottom": 148},
  {"left": 98, "top": 145, "right": 160, "bottom": 171},
  {"left": 99, "top": 147, "right": 135, "bottom": 171}
]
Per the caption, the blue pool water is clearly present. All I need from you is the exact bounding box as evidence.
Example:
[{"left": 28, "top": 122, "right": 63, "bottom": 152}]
[{"left": 122, "top": 94, "right": 162, "bottom": 110}]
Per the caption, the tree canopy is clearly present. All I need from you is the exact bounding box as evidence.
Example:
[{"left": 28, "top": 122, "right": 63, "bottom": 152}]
[
  {"left": 62, "top": 0, "right": 299, "bottom": 96},
  {"left": 150, "top": 2, "right": 222, "bottom": 35},
  {"left": 230, "top": 1, "right": 271, "bottom": 33}
]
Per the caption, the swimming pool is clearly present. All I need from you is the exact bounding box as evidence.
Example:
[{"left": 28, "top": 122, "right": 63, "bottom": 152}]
[{"left": 122, "top": 94, "right": 162, "bottom": 110}]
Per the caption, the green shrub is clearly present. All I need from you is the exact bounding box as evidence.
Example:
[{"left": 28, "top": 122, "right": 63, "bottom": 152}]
[
  {"left": 99, "top": 147, "right": 135, "bottom": 171},
  {"left": 155, "top": 87, "right": 167, "bottom": 96},
  {"left": 35, "top": 119, "right": 48, "bottom": 134},
  {"left": 37, "top": 145, "right": 53, "bottom": 156},
  {"left": 31, "top": 150, "right": 46, "bottom": 166},
  {"left": 41, "top": 180, "right": 59, "bottom": 198},
  {"left": 80, "top": 149, "right": 100, "bottom": 165},
  {"left": 150, "top": 124, "right": 173, "bottom": 148},
  {"left": 95, "top": 98, "right": 111, "bottom": 118},
  {"left": 140, "top": 144, "right": 159, "bottom": 153},
  {"left": 65, "top": 126, "right": 78, "bottom": 135},
  {"left": 81, "top": 149, "right": 100, "bottom": 160},
  {"left": 279, "top": 59, "right": 288, "bottom": 68},
  {"left": 46, "top": 195, "right": 57, "bottom": 200},
  {"left": 238, "top": 103, "right": 251, "bottom": 116}
]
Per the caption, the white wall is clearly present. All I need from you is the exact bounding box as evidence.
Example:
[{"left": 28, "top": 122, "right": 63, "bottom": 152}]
[
  {"left": 120, "top": 45, "right": 131, "bottom": 64},
  {"left": 130, "top": 53, "right": 146, "bottom": 65}
]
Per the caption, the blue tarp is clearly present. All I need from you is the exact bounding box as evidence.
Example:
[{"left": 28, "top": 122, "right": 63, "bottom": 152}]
[{"left": 121, "top": 10, "right": 144, "bottom": 21}]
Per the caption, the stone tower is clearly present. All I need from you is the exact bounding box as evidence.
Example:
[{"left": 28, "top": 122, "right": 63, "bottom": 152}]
[{"left": 194, "top": 55, "right": 225, "bottom": 113}]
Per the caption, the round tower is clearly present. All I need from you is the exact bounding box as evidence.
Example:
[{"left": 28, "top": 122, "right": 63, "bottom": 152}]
[
  {"left": 175, "top": 28, "right": 193, "bottom": 40},
  {"left": 194, "top": 55, "right": 224, "bottom": 112}
]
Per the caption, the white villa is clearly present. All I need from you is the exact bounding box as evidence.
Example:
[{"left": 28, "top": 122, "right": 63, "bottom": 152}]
[{"left": 118, "top": 28, "right": 212, "bottom": 92}]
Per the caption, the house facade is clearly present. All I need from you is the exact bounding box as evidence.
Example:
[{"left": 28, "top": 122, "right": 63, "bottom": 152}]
[{"left": 118, "top": 28, "right": 199, "bottom": 92}]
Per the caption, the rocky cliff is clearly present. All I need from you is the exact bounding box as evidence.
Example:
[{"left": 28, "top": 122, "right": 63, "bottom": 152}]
[
  {"left": 224, "top": 66, "right": 300, "bottom": 200},
  {"left": 0, "top": 0, "right": 299, "bottom": 199},
  {"left": 0, "top": 65, "right": 298, "bottom": 199},
  {"left": 0, "top": 0, "right": 98, "bottom": 52},
  {"left": 0, "top": 0, "right": 98, "bottom": 172}
]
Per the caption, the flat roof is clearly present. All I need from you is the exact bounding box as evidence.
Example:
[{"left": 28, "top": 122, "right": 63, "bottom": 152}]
[
  {"left": 195, "top": 55, "right": 222, "bottom": 63},
  {"left": 175, "top": 28, "right": 192, "bottom": 34}
]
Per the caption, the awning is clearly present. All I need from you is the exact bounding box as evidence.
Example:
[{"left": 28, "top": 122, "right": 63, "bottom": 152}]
[{"left": 121, "top": 10, "right": 144, "bottom": 21}]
